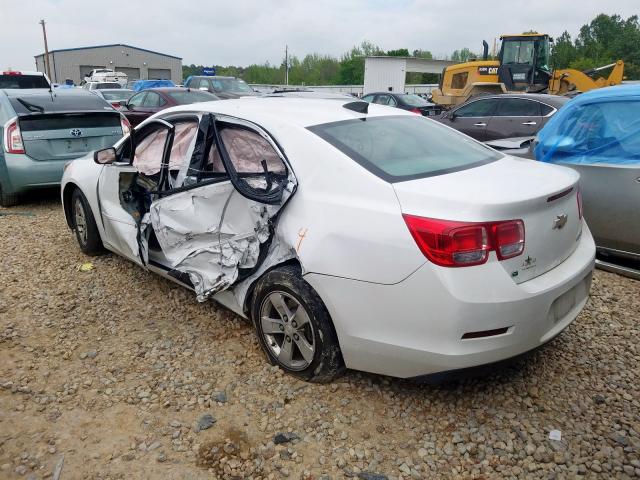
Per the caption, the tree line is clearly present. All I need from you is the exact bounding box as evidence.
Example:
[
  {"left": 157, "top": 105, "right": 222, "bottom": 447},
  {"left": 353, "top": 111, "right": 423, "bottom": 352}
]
[{"left": 182, "top": 14, "right": 639, "bottom": 85}]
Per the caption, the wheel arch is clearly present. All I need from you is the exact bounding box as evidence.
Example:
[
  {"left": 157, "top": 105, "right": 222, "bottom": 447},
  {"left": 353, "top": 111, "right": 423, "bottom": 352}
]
[
  {"left": 241, "top": 257, "right": 303, "bottom": 317},
  {"left": 62, "top": 182, "right": 79, "bottom": 229}
]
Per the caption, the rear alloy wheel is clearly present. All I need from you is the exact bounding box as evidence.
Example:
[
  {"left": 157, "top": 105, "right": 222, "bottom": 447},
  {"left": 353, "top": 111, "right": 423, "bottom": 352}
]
[
  {"left": 71, "top": 188, "right": 104, "bottom": 255},
  {"left": 252, "top": 265, "right": 345, "bottom": 382}
]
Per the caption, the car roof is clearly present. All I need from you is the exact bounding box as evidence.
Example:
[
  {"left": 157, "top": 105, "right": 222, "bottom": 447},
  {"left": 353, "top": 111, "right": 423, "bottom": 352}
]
[
  {"left": 97, "top": 88, "right": 133, "bottom": 93},
  {"left": 189, "top": 76, "right": 237, "bottom": 80},
  {"left": 468, "top": 92, "right": 569, "bottom": 107},
  {"left": 1, "top": 71, "right": 45, "bottom": 76},
  {"left": 144, "top": 87, "right": 201, "bottom": 93},
  {"left": 164, "top": 97, "right": 412, "bottom": 128}
]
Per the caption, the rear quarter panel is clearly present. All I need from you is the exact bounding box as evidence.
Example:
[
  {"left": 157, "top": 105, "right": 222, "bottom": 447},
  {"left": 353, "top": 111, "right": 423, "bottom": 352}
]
[{"left": 271, "top": 125, "right": 426, "bottom": 284}]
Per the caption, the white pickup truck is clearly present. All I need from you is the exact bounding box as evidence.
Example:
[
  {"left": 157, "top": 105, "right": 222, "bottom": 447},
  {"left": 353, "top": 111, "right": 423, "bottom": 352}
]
[{"left": 82, "top": 68, "right": 127, "bottom": 85}]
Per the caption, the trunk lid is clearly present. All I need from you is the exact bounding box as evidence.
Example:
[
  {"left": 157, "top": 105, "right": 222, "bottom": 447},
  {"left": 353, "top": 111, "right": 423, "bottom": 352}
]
[
  {"left": 19, "top": 112, "right": 122, "bottom": 161},
  {"left": 392, "top": 156, "right": 582, "bottom": 283}
]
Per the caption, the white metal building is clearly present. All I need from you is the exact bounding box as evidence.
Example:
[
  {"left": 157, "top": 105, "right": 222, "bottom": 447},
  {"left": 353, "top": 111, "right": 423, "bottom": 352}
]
[
  {"left": 363, "top": 56, "right": 455, "bottom": 94},
  {"left": 34, "top": 44, "right": 182, "bottom": 85}
]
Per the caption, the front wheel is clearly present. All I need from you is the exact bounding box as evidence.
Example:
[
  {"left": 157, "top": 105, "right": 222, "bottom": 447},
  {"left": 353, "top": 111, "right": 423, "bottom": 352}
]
[
  {"left": 71, "top": 188, "right": 104, "bottom": 255},
  {"left": 251, "top": 265, "right": 345, "bottom": 383}
]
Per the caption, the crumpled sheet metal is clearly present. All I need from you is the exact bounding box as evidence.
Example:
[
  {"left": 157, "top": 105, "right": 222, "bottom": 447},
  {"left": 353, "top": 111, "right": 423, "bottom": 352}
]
[{"left": 147, "top": 180, "right": 294, "bottom": 302}]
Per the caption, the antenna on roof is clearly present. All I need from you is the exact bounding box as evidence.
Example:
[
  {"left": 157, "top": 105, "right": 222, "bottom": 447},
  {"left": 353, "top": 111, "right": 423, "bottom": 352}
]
[{"left": 343, "top": 101, "right": 368, "bottom": 114}]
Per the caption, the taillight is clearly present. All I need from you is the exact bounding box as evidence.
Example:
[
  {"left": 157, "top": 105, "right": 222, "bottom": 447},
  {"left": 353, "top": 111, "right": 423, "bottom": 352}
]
[
  {"left": 492, "top": 221, "right": 525, "bottom": 259},
  {"left": 3, "top": 118, "right": 24, "bottom": 154},
  {"left": 111, "top": 101, "right": 121, "bottom": 108},
  {"left": 409, "top": 107, "right": 422, "bottom": 115},
  {"left": 120, "top": 115, "right": 131, "bottom": 135},
  {"left": 2, "top": 71, "right": 22, "bottom": 76},
  {"left": 403, "top": 215, "right": 525, "bottom": 267},
  {"left": 576, "top": 189, "right": 583, "bottom": 220}
]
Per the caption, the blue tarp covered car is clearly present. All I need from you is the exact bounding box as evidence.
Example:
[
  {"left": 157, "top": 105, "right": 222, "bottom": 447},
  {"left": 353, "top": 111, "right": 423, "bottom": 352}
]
[
  {"left": 535, "top": 84, "right": 640, "bottom": 164},
  {"left": 533, "top": 84, "right": 640, "bottom": 262},
  {"left": 131, "top": 79, "right": 175, "bottom": 92}
]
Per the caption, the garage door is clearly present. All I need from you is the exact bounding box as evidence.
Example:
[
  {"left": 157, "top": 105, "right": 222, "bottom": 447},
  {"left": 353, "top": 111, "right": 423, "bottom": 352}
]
[
  {"left": 79, "top": 65, "right": 106, "bottom": 80},
  {"left": 115, "top": 67, "right": 140, "bottom": 81},
  {"left": 148, "top": 68, "right": 171, "bottom": 80}
]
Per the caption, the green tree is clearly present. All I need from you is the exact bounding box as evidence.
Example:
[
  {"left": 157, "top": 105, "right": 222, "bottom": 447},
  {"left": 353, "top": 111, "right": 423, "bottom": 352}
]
[
  {"left": 338, "top": 40, "right": 383, "bottom": 84},
  {"left": 551, "top": 31, "right": 577, "bottom": 69}
]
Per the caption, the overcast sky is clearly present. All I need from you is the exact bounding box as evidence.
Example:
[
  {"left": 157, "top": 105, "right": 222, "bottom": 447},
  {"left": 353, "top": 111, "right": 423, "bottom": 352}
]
[{"left": 2, "top": 0, "right": 638, "bottom": 71}]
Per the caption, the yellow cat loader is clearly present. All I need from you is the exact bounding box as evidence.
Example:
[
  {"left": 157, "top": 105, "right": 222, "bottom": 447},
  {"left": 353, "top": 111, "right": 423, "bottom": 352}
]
[{"left": 431, "top": 34, "right": 624, "bottom": 107}]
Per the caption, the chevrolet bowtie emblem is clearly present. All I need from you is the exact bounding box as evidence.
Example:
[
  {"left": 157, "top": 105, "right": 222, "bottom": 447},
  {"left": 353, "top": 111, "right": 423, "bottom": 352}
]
[{"left": 553, "top": 214, "right": 568, "bottom": 230}]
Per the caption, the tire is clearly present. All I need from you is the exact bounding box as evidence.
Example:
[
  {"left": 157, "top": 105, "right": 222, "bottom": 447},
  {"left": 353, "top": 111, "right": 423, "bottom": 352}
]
[
  {"left": 251, "top": 265, "right": 345, "bottom": 383},
  {"left": 71, "top": 188, "right": 104, "bottom": 255},
  {"left": 0, "top": 183, "right": 19, "bottom": 207}
]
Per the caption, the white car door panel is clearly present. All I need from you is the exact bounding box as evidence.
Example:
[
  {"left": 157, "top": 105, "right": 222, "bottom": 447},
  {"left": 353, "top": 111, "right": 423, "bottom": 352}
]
[
  {"left": 140, "top": 113, "right": 297, "bottom": 302},
  {"left": 97, "top": 163, "right": 143, "bottom": 264}
]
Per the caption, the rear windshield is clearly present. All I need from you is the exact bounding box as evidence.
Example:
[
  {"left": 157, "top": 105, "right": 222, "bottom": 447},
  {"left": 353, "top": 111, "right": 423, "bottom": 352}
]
[
  {"left": 211, "top": 78, "right": 253, "bottom": 93},
  {"left": 0, "top": 74, "right": 49, "bottom": 89},
  {"left": 95, "top": 83, "right": 122, "bottom": 89},
  {"left": 101, "top": 90, "right": 133, "bottom": 101},
  {"left": 401, "top": 94, "right": 430, "bottom": 107},
  {"left": 8, "top": 92, "right": 115, "bottom": 115},
  {"left": 309, "top": 115, "right": 501, "bottom": 182},
  {"left": 166, "top": 90, "right": 218, "bottom": 104}
]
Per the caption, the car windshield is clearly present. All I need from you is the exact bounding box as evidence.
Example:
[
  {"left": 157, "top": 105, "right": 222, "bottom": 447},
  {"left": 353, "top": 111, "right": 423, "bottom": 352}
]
[
  {"left": 502, "top": 40, "right": 535, "bottom": 65},
  {"left": 401, "top": 94, "right": 430, "bottom": 107},
  {"left": 101, "top": 90, "right": 133, "bottom": 101},
  {"left": 166, "top": 90, "right": 218, "bottom": 104},
  {"left": 309, "top": 115, "right": 501, "bottom": 182},
  {"left": 0, "top": 74, "right": 49, "bottom": 89},
  {"left": 211, "top": 78, "right": 253, "bottom": 93}
]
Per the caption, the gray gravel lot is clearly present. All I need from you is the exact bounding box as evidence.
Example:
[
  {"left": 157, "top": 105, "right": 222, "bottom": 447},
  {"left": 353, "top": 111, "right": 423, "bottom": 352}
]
[{"left": 0, "top": 193, "right": 639, "bottom": 479}]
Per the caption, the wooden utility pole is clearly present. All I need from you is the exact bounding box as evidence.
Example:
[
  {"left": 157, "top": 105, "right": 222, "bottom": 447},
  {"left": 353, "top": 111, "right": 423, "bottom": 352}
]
[
  {"left": 285, "top": 45, "right": 289, "bottom": 85},
  {"left": 39, "top": 19, "right": 52, "bottom": 80}
]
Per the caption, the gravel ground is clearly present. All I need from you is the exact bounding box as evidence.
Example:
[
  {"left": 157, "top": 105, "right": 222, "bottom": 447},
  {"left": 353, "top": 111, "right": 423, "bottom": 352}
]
[{"left": 0, "top": 192, "right": 639, "bottom": 480}]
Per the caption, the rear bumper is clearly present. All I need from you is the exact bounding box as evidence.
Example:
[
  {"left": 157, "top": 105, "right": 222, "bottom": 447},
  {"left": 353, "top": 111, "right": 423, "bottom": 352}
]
[
  {"left": 1, "top": 152, "right": 79, "bottom": 194},
  {"left": 305, "top": 222, "right": 596, "bottom": 378}
]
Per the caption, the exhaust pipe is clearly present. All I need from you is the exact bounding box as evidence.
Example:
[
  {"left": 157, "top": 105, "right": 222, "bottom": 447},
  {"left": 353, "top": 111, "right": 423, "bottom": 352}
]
[{"left": 482, "top": 40, "right": 489, "bottom": 60}]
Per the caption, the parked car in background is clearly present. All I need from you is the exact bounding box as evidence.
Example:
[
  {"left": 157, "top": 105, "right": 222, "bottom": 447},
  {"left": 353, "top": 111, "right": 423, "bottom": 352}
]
[
  {"left": 129, "top": 79, "right": 176, "bottom": 92},
  {"left": 361, "top": 92, "right": 442, "bottom": 116},
  {"left": 83, "top": 82, "right": 123, "bottom": 91},
  {"left": 435, "top": 93, "right": 569, "bottom": 141},
  {"left": 0, "top": 71, "right": 51, "bottom": 89},
  {"left": 61, "top": 97, "right": 594, "bottom": 381},
  {"left": 0, "top": 88, "right": 127, "bottom": 206},
  {"left": 122, "top": 87, "right": 219, "bottom": 126},
  {"left": 533, "top": 84, "right": 640, "bottom": 264},
  {"left": 93, "top": 88, "right": 134, "bottom": 109},
  {"left": 264, "top": 89, "right": 355, "bottom": 100},
  {"left": 82, "top": 68, "right": 127, "bottom": 85},
  {"left": 184, "top": 75, "right": 258, "bottom": 99}
]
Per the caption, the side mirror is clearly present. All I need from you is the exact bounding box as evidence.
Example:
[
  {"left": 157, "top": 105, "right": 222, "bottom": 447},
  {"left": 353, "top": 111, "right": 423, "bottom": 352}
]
[
  {"left": 540, "top": 135, "right": 576, "bottom": 152},
  {"left": 449, "top": 111, "right": 457, "bottom": 121},
  {"left": 94, "top": 147, "right": 117, "bottom": 165}
]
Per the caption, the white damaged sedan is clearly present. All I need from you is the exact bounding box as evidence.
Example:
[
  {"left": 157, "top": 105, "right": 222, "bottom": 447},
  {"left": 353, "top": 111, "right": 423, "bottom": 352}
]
[{"left": 61, "top": 98, "right": 595, "bottom": 382}]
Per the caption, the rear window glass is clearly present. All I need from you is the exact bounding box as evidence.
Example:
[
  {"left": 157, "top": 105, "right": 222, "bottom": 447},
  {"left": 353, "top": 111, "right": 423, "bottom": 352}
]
[
  {"left": 401, "top": 94, "right": 430, "bottom": 107},
  {"left": 101, "top": 90, "right": 133, "bottom": 101},
  {"left": 309, "top": 115, "right": 501, "bottom": 182},
  {"left": 166, "top": 90, "right": 218, "bottom": 104},
  {"left": 0, "top": 74, "right": 49, "bottom": 89},
  {"left": 95, "top": 83, "right": 122, "bottom": 89},
  {"left": 8, "top": 92, "right": 115, "bottom": 115}
]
